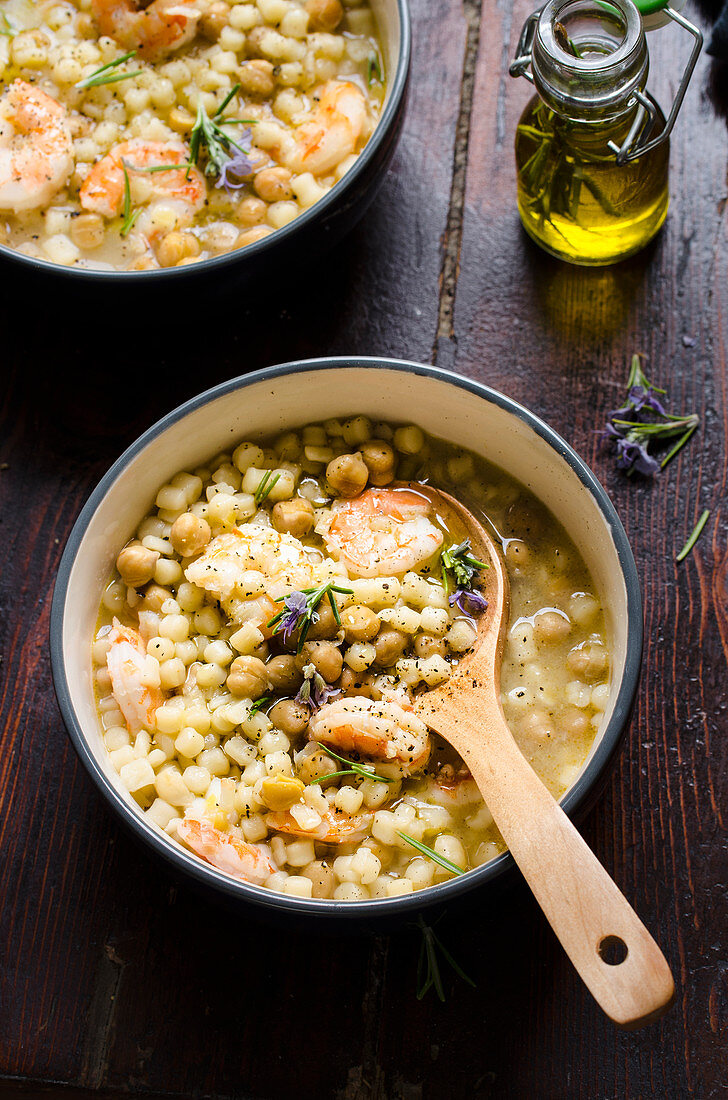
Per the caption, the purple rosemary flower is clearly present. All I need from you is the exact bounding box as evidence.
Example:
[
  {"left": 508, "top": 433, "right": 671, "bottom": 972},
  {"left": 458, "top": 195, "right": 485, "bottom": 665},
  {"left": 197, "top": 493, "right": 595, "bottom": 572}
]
[
  {"left": 610, "top": 385, "right": 667, "bottom": 419},
  {"left": 296, "top": 669, "right": 341, "bottom": 711},
  {"left": 215, "top": 139, "right": 259, "bottom": 192},
  {"left": 278, "top": 591, "right": 310, "bottom": 644},
  {"left": 449, "top": 588, "right": 488, "bottom": 617},
  {"left": 614, "top": 436, "right": 661, "bottom": 477},
  {"left": 601, "top": 354, "right": 699, "bottom": 478}
]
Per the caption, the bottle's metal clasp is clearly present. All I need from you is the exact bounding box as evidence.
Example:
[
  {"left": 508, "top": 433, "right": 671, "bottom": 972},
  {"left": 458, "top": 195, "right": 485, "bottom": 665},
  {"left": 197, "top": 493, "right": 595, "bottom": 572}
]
[{"left": 509, "top": 4, "right": 702, "bottom": 165}]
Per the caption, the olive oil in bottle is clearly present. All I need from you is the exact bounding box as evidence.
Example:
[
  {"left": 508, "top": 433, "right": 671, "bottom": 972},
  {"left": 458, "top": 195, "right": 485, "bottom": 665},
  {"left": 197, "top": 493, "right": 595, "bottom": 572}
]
[
  {"left": 509, "top": 0, "right": 701, "bottom": 266},
  {"left": 515, "top": 97, "right": 669, "bottom": 265}
]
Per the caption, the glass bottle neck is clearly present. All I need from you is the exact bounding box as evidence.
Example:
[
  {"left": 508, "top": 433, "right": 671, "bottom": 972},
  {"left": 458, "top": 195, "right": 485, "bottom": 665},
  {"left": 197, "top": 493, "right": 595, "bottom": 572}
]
[{"left": 532, "top": 0, "right": 649, "bottom": 124}]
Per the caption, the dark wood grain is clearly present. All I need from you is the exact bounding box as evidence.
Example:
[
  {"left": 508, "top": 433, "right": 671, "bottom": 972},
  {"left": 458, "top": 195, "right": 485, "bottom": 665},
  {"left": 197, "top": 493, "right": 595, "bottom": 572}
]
[{"left": 1, "top": 0, "right": 726, "bottom": 1095}]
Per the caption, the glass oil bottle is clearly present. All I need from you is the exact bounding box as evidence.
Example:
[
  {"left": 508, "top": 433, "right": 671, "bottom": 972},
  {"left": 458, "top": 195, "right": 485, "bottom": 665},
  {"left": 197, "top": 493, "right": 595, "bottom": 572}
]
[{"left": 510, "top": 0, "right": 702, "bottom": 265}]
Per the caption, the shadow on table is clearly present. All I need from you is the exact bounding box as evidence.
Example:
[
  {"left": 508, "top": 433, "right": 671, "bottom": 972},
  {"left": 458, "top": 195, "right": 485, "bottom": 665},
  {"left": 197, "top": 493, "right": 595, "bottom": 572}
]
[{"left": 520, "top": 231, "right": 662, "bottom": 347}]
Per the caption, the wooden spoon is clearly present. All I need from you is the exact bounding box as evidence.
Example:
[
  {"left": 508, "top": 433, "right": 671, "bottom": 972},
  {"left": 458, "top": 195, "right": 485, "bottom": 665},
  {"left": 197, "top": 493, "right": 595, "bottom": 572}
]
[{"left": 409, "top": 483, "right": 675, "bottom": 1029}]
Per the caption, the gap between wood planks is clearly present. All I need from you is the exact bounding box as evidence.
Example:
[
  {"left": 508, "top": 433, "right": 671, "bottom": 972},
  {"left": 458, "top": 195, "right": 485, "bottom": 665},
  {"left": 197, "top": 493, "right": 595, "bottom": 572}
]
[{"left": 433, "top": 0, "right": 483, "bottom": 371}]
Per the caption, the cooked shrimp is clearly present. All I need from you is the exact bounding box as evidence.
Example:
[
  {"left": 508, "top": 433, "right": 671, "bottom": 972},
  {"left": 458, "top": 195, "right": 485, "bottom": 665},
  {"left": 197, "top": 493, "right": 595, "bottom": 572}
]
[
  {"left": 185, "top": 525, "right": 320, "bottom": 628},
  {"left": 177, "top": 817, "right": 276, "bottom": 884},
  {"left": 80, "top": 139, "right": 205, "bottom": 221},
  {"left": 91, "top": 0, "right": 201, "bottom": 60},
  {"left": 286, "top": 80, "right": 368, "bottom": 176},
  {"left": 266, "top": 806, "right": 373, "bottom": 844},
  {"left": 0, "top": 80, "right": 73, "bottom": 213},
  {"left": 325, "top": 488, "right": 444, "bottom": 578},
  {"left": 106, "top": 618, "right": 165, "bottom": 734},
  {"left": 310, "top": 696, "right": 431, "bottom": 772}
]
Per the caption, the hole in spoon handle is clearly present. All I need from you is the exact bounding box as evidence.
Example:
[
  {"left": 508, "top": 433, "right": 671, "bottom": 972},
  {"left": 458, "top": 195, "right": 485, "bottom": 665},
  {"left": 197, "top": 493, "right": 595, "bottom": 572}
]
[{"left": 598, "top": 935, "right": 629, "bottom": 966}]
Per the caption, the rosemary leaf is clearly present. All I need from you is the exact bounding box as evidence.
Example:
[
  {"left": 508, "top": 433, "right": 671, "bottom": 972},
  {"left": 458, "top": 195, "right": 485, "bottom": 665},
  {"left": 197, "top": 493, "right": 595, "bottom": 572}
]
[
  {"left": 397, "top": 832, "right": 465, "bottom": 875},
  {"left": 415, "top": 916, "right": 475, "bottom": 1002},
  {"left": 660, "top": 423, "right": 698, "bottom": 469},
  {"left": 254, "top": 470, "right": 281, "bottom": 506},
  {"left": 249, "top": 696, "right": 272, "bottom": 716},
  {"left": 120, "top": 161, "right": 139, "bottom": 238},
  {"left": 314, "top": 742, "right": 395, "bottom": 784},
  {"left": 75, "top": 50, "right": 142, "bottom": 90},
  {"left": 676, "top": 510, "right": 709, "bottom": 563}
]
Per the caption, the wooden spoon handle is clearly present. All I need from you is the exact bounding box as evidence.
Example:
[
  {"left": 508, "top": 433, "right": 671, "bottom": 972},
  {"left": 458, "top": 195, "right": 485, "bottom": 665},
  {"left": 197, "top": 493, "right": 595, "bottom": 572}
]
[{"left": 463, "top": 726, "right": 674, "bottom": 1028}]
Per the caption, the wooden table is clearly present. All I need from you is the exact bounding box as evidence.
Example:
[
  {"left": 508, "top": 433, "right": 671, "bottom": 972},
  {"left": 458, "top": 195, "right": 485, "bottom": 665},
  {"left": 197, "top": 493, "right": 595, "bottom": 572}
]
[{"left": 2, "top": 0, "right": 727, "bottom": 1095}]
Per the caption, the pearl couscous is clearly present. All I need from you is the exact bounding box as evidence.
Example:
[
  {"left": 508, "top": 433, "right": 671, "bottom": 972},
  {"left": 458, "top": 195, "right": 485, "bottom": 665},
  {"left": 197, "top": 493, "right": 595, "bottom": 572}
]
[
  {"left": 0, "top": 0, "right": 384, "bottom": 270},
  {"left": 92, "top": 417, "right": 611, "bottom": 901}
]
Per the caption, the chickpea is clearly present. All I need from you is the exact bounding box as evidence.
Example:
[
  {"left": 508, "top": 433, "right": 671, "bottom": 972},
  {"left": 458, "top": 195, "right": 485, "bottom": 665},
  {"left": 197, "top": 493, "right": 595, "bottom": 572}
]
[
  {"left": 341, "top": 604, "right": 380, "bottom": 643},
  {"left": 566, "top": 641, "right": 608, "bottom": 682},
  {"left": 271, "top": 497, "right": 314, "bottom": 538},
  {"left": 339, "top": 666, "right": 375, "bottom": 698},
  {"left": 157, "top": 230, "right": 201, "bottom": 268},
  {"left": 534, "top": 610, "right": 572, "bottom": 644},
  {"left": 117, "top": 544, "right": 159, "bottom": 587},
  {"left": 238, "top": 59, "right": 276, "bottom": 96},
  {"left": 170, "top": 513, "right": 211, "bottom": 557},
  {"left": 269, "top": 698, "right": 310, "bottom": 736},
  {"left": 373, "top": 627, "right": 408, "bottom": 667},
  {"left": 142, "top": 583, "right": 171, "bottom": 612},
  {"left": 301, "top": 859, "right": 335, "bottom": 899},
  {"left": 306, "top": 0, "right": 343, "bottom": 31},
  {"left": 168, "top": 106, "right": 195, "bottom": 135},
  {"left": 200, "top": 0, "right": 228, "bottom": 38},
  {"left": 521, "top": 710, "right": 554, "bottom": 742},
  {"left": 265, "top": 655, "right": 304, "bottom": 692},
  {"left": 359, "top": 439, "right": 395, "bottom": 487},
  {"left": 307, "top": 598, "right": 341, "bottom": 640},
  {"left": 254, "top": 166, "right": 293, "bottom": 203},
  {"left": 297, "top": 748, "right": 336, "bottom": 785},
  {"left": 236, "top": 226, "right": 273, "bottom": 248},
  {"left": 227, "top": 655, "right": 269, "bottom": 698},
  {"left": 326, "top": 452, "right": 368, "bottom": 498},
  {"left": 297, "top": 640, "right": 343, "bottom": 682},
  {"left": 236, "top": 195, "right": 268, "bottom": 227},
  {"left": 260, "top": 775, "right": 305, "bottom": 811},
  {"left": 413, "top": 633, "right": 446, "bottom": 659},
  {"left": 70, "top": 212, "right": 104, "bottom": 251}
]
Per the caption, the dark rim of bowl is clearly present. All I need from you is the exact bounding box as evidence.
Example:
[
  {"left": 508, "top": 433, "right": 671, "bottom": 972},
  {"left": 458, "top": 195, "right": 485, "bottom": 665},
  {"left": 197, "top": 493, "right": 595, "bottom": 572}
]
[
  {"left": 0, "top": 0, "right": 411, "bottom": 281},
  {"left": 50, "top": 357, "right": 643, "bottom": 919}
]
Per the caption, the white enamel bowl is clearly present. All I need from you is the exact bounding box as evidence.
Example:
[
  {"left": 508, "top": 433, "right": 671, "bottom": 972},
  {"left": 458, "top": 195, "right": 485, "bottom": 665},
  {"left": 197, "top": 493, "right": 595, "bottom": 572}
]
[{"left": 51, "top": 358, "right": 642, "bottom": 921}]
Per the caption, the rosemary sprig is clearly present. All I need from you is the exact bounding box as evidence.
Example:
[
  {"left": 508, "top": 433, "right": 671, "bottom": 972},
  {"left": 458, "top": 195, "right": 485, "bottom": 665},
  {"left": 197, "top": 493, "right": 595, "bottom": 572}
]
[
  {"left": 367, "top": 50, "right": 382, "bottom": 86},
  {"left": 249, "top": 695, "right": 272, "bottom": 716},
  {"left": 602, "top": 354, "right": 700, "bottom": 477},
  {"left": 517, "top": 100, "right": 617, "bottom": 229},
  {"left": 397, "top": 831, "right": 465, "bottom": 876},
  {"left": 311, "top": 742, "right": 395, "bottom": 785},
  {"left": 416, "top": 916, "right": 476, "bottom": 1002},
  {"left": 267, "top": 581, "right": 354, "bottom": 651},
  {"left": 188, "top": 85, "right": 256, "bottom": 179},
  {"left": 0, "top": 12, "right": 16, "bottom": 36},
  {"left": 254, "top": 470, "right": 281, "bottom": 506},
  {"left": 75, "top": 49, "right": 142, "bottom": 90},
  {"left": 120, "top": 161, "right": 140, "bottom": 238},
  {"left": 676, "top": 510, "right": 709, "bottom": 563},
  {"left": 440, "top": 539, "right": 487, "bottom": 592}
]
